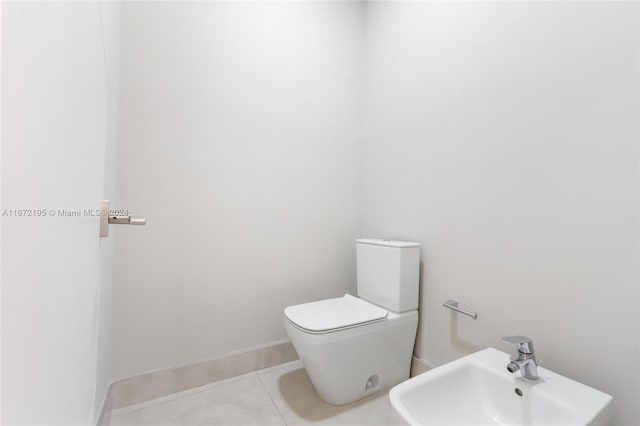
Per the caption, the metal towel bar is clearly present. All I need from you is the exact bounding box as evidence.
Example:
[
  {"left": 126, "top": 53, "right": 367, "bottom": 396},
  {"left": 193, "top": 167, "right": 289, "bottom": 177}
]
[{"left": 443, "top": 299, "right": 478, "bottom": 320}]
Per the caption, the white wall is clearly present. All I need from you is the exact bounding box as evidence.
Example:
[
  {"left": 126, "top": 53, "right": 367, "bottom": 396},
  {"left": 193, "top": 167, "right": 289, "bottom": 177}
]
[
  {"left": 112, "top": 1, "right": 363, "bottom": 379},
  {"left": 362, "top": 2, "right": 639, "bottom": 424},
  {"left": 1, "top": 1, "right": 118, "bottom": 424},
  {"left": 0, "top": 3, "right": 3, "bottom": 422},
  {"left": 94, "top": 1, "right": 121, "bottom": 422}
]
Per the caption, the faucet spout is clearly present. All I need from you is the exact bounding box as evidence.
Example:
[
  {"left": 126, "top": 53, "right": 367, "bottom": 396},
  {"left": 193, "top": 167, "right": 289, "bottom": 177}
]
[
  {"left": 502, "top": 336, "right": 539, "bottom": 380},
  {"left": 507, "top": 356, "right": 539, "bottom": 380},
  {"left": 506, "top": 361, "right": 520, "bottom": 373}
]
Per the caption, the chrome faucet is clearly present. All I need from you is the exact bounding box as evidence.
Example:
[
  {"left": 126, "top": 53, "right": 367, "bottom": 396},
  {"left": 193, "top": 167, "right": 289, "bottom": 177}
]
[{"left": 502, "top": 335, "right": 539, "bottom": 380}]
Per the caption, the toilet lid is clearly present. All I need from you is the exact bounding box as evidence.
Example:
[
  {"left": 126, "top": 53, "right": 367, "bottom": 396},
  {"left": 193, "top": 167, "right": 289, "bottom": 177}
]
[{"left": 285, "top": 294, "right": 388, "bottom": 334}]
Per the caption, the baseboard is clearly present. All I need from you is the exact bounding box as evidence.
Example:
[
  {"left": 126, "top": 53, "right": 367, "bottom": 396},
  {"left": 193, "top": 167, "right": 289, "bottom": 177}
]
[
  {"left": 95, "top": 382, "right": 113, "bottom": 426},
  {"left": 99, "top": 343, "right": 429, "bottom": 422},
  {"left": 106, "top": 340, "right": 298, "bottom": 412},
  {"left": 410, "top": 355, "right": 435, "bottom": 377}
]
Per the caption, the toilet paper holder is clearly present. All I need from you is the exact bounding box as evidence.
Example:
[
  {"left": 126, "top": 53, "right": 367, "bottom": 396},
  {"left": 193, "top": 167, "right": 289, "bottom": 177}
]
[{"left": 443, "top": 299, "right": 478, "bottom": 320}]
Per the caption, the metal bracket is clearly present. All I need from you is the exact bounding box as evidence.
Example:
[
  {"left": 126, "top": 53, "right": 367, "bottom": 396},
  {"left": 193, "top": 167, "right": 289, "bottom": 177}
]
[{"left": 99, "top": 200, "right": 146, "bottom": 238}]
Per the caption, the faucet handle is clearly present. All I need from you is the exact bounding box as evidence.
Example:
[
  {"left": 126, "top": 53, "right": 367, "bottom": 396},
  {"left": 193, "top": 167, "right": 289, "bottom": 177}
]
[
  {"left": 502, "top": 335, "right": 532, "bottom": 344},
  {"left": 502, "top": 335, "right": 534, "bottom": 354}
]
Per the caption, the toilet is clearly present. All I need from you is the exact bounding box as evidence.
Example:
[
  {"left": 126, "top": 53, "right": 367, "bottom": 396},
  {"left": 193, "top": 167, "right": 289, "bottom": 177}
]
[{"left": 284, "top": 239, "right": 420, "bottom": 405}]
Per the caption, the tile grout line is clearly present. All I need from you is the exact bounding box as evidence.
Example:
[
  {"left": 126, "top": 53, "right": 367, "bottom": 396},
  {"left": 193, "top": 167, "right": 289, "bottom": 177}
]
[{"left": 256, "top": 370, "right": 289, "bottom": 426}]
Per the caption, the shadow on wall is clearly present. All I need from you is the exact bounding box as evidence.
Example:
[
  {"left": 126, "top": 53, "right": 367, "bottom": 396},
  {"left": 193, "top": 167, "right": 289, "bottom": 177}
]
[{"left": 449, "top": 313, "right": 482, "bottom": 354}]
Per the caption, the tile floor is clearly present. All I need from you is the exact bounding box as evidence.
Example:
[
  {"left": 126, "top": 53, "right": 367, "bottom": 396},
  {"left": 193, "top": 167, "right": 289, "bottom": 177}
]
[{"left": 108, "top": 360, "right": 406, "bottom": 426}]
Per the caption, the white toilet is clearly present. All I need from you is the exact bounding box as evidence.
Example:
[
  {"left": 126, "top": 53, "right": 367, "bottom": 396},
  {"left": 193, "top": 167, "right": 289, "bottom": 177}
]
[{"left": 284, "top": 239, "right": 420, "bottom": 405}]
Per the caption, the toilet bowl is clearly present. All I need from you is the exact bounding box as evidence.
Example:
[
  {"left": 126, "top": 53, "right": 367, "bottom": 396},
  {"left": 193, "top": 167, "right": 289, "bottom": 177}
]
[{"left": 284, "top": 239, "right": 420, "bottom": 405}]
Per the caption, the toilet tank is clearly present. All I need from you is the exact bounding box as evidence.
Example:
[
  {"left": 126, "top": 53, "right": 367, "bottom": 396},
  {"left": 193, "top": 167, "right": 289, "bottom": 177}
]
[{"left": 356, "top": 239, "right": 420, "bottom": 313}]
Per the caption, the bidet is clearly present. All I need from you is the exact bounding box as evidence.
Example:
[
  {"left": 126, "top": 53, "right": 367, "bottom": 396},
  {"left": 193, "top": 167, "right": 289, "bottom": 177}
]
[{"left": 389, "top": 348, "right": 613, "bottom": 426}]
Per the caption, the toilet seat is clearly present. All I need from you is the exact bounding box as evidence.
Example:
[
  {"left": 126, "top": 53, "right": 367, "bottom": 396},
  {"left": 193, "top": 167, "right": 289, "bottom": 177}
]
[{"left": 284, "top": 294, "right": 388, "bottom": 334}]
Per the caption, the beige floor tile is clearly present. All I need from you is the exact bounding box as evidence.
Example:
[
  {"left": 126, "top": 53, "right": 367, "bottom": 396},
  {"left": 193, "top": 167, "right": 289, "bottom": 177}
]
[
  {"left": 109, "top": 372, "right": 285, "bottom": 426},
  {"left": 258, "top": 361, "right": 406, "bottom": 426}
]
